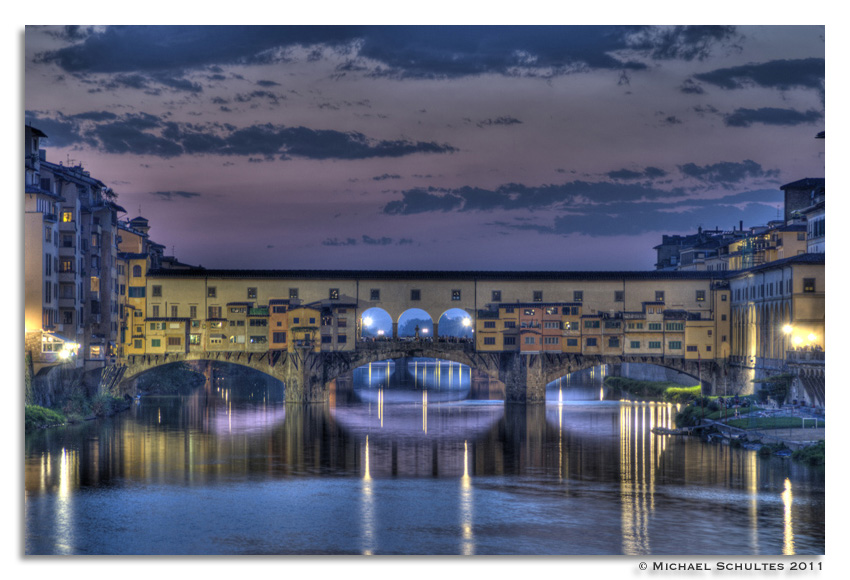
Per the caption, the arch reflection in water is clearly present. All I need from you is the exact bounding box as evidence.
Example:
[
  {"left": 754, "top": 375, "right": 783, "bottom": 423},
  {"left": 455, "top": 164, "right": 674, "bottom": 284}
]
[
  {"left": 546, "top": 365, "right": 617, "bottom": 403},
  {"left": 352, "top": 358, "right": 472, "bottom": 403}
]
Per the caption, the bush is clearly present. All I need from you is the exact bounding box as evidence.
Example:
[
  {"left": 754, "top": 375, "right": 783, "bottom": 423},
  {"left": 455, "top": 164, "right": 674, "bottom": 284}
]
[
  {"left": 792, "top": 441, "right": 825, "bottom": 466},
  {"left": 25, "top": 405, "right": 66, "bottom": 431},
  {"left": 664, "top": 386, "right": 703, "bottom": 404},
  {"left": 91, "top": 394, "right": 127, "bottom": 416}
]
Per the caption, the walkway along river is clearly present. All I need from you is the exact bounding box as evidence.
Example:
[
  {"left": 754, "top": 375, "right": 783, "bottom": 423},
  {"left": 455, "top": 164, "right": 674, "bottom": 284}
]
[{"left": 24, "top": 360, "right": 825, "bottom": 555}]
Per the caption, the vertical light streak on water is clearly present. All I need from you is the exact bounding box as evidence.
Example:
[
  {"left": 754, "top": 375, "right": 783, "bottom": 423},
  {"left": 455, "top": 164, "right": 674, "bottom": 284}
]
[
  {"left": 361, "top": 436, "right": 375, "bottom": 555},
  {"left": 422, "top": 391, "right": 428, "bottom": 433},
  {"left": 385, "top": 362, "right": 389, "bottom": 388},
  {"left": 378, "top": 388, "right": 383, "bottom": 428},
  {"left": 460, "top": 440, "right": 475, "bottom": 555},
  {"left": 782, "top": 478, "right": 795, "bottom": 555},
  {"left": 649, "top": 404, "right": 656, "bottom": 514},
  {"left": 558, "top": 401, "right": 565, "bottom": 480},
  {"left": 368, "top": 362, "right": 372, "bottom": 387},
  {"left": 620, "top": 403, "right": 638, "bottom": 555},
  {"left": 55, "top": 448, "right": 74, "bottom": 554},
  {"left": 449, "top": 361, "right": 453, "bottom": 389},
  {"left": 414, "top": 361, "right": 418, "bottom": 388},
  {"left": 747, "top": 450, "right": 760, "bottom": 553},
  {"left": 638, "top": 403, "right": 648, "bottom": 553}
]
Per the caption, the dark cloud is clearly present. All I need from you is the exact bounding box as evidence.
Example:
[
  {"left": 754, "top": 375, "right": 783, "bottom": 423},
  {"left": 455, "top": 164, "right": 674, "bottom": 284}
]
[
  {"left": 322, "top": 237, "right": 358, "bottom": 246},
  {"left": 723, "top": 107, "right": 823, "bottom": 128},
  {"left": 607, "top": 167, "right": 667, "bottom": 180},
  {"left": 362, "top": 235, "right": 393, "bottom": 245},
  {"left": 383, "top": 180, "right": 681, "bottom": 215},
  {"left": 234, "top": 90, "right": 284, "bottom": 105},
  {"left": 33, "top": 25, "right": 668, "bottom": 81},
  {"left": 256, "top": 79, "right": 280, "bottom": 87},
  {"left": 476, "top": 116, "right": 522, "bottom": 128},
  {"left": 494, "top": 188, "right": 783, "bottom": 237},
  {"left": 679, "top": 79, "right": 705, "bottom": 94},
  {"left": 678, "top": 160, "right": 779, "bottom": 185},
  {"left": 693, "top": 58, "right": 824, "bottom": 91},
  {"left": 150, "top": 190, "right": 202, "bottom": 200},
  {"left": 624, "top": 26, "right": 739, "bottom": 61},
  {"left": 25, "top": 111, "right": 457, "bottom": 160},
  {"left": 373, "top": 173, "right": 401, "bottom": 181}
]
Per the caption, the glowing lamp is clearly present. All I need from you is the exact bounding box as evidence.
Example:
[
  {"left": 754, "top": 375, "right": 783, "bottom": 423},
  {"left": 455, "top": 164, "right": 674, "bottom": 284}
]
[
  {"left": 808, "top": 333, "right": 816, "bottom": 342},
  {"left": 363, "top": 316, "right": 373, "bottom": 327},
  {"left": 462, "top": 318, "right": 471, "bottom": 327},
  {"left": 793, "top": 336, "right": 803, "bottom": 346},
  {"left": 782, "top": 325, "right": 793, "bottom": 334}
]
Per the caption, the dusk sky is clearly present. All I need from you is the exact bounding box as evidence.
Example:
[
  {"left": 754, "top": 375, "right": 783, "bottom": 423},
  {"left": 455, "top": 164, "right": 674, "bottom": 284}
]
[{"left": 24, "top": 24, "right": 825, "bottom": 271}]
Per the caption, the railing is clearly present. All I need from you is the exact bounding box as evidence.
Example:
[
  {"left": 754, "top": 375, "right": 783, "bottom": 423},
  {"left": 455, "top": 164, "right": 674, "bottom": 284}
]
[{"left": 786, "top": 349, "right": 824, "bottom": 363}]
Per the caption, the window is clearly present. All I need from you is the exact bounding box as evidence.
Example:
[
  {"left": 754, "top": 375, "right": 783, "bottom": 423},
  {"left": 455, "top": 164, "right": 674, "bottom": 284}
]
[
  {"left": 293, "top": 318, "right": 300, "bottom": 324},
  {"left": 798, "top": 232, "right": 806, "bottom": 241},
  {"left": 665, "top": 322, "right": 684, "bottom": 331},
  {"left": 152, "top": 305, "right": 160, "bottom": 317},
  {"left": 167, "top": 337, "right": 181, "bottom": 346},
  {"left": 249, "top": 335, "right": 267, "bottom": 344},
  {"left": 523, "top": 309, "right": 536, "bottom": 316},
  {"left": 574, "top": 291, "right": 583, "bottom": 302},
  {"left": 150, "top": 322, "right": 165, "bottom": 330},
  {"left": 44, "top": 227, "right": 51, "bottom": 242},
  {"left": 524, "top": 337, "right": 536, "bottom": 345},
  {"left": 721, "top": 314, "right": 727, "bottom": 321},
  {"left": 171, "top": 305, "right": 178, "bottom": 318},
  {"left": 329, "top": 288, "right": 339, "bottom": 300},
  {"left": 289, "top": 288, "right": 299, "bottom": 299},
  {"left": 504, "top": 307, "right": 515, "bottom": 314},
  {"left": 492, "top": 290, "right": 501, "bottom": 302},
  {"left": 90, "top": 277, "right": 100, "bottom": 293},
  {"left": 566, "top": 338, "right": 578, "bottom": 347},
  {"left": 707, "top": 330, "right": 712, "bottom": 336},
  {"left": 189, "top": 334, "right": 201, "bottom": 345},
  {"left": 545, "top": 337, "right": 560, "bottom": 345},
  {"left": 803, "top": 278, "right": 816, "bottom": 293},
  {"left": 696, "top": 290, "right": 706, "bottom": 302},
  {"left": 272, "top": 306, "right": 287, "bottom": 313},
  {"left": 208, "top": 287, "right": 216, "bottom": 298},
  {"left": 585, "top": 338, "right": 597, "bottom": 347},
  {"left": 60, "top": 258, "right": 73, "bottom": 272},
  {"left": 273, "top": 332, "right": 287, "bottom": 343},
  {"left": 210, "top": 321, "right": 223, "bottom": 328},
  {"left": 687, "top": 345, "right": 698, "bottom": 352},
  {"left": 533, "top": 291, "right": 543, "bottom": 302},
  {"left": 411, "top": 289, "right": 421, "bottom": 301},
  {"left": 721, "top": 294, "right": 727, "bottom": 302},
  {"left": 208, "top": 306, "right": 222, "bottom": 318},
  {"left": 230, "top": 307, "right": 246, "bottom": 314},
  {"left": 247, "top": 287, "right": 257, "bottom": 299},
  {"left": 604, "top": 321, "right": 620, "bottom": 329},
  {"left": 544, "top": 321, "right": 560, "bottom": 329},
  {"left": 151, "top": 339, "right": 161, "bottom": 348},
  {"left": 322, "top": 335, "right": 333, "bottom": 344},
  {"left": 337, "top": 335, "right": 347, "bottom": 344},
  {"left": 190, "top": 305, "right": 197, "bottom": 319},
  {"left": 655, "top": 291, "right": 665, "bottom": 302},
  {"left": 250, "top": 319, "right": 268, "bottom": 327},
  {"left": 452, "top": 289, "right": 461, "bottom": 301},
  {"left": 630, "top": 341, "right": 640, "bottom": 349},
  {"left": 628, "top": 322, "right": 644, "bottom": 330},
  {"left": 504, "top": 337, "right": 517, "bottom": 346},
  {"left": 370, "top": 289, "right": 380, "bottom": 301},
  {"left": 607, "top": 337, "right": 619, "bottom": 347},
  {"left": 504, "top": 321, "right": 516, "bottom": 329},
  {"left": 706, "top": 345, "right": 712, "bottom": 352},
  {"left": 669, "top": 341, "right": 682, "bottom": 349},
  {"left": 338, "top": 319, "right": 347, "bottom": 328},
  {"left": 61, "top": 211, "right": 73, "bottom": 222},
  {"left": 230, "top": 335, "right": 246, "bottom": 344},
  {"left": 584, "top": 320, "right": 600, "bottom": 329},
  {"left": 484, "top": 321, "right": 496, "bottom": 328},
  {"left": 309, "top": 318, "right": 316, "bottom": 324},
  {"left": 133, "top": 339, "right": 143, "bottom": 349},
  {"left": 614, "top": 290, "right": 624, "bottom": 302},
  {"left": 648, "top": 341, "right": 661, "bottom": 349},
  {"left": 545, "top": 307, "right": 558, "bottom": 315},
  {"left": 648, "top": 322, "right": 661, "bottom": 330},
  {"left": 484, "top": 337, "right": 496, "bottom": 345},
  {"left": 133, "top": 265, "right": 142, "bottom": 277}
]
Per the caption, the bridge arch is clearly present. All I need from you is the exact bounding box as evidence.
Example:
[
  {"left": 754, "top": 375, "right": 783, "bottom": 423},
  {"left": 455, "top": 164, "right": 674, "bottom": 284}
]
[
  {"left": 398, "top": 308, "right": 434, "bottom": 338},
  {"left": 437, "top": 308, "right": 474, "bottom": 339},
  {"left": 360, "top": 307, "right": 393, "bottom": 339}
]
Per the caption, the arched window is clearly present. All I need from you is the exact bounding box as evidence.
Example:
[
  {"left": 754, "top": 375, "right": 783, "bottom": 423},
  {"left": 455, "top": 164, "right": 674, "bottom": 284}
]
[{"left": 132, "top": 265, "right": 142, "bottom": 277}]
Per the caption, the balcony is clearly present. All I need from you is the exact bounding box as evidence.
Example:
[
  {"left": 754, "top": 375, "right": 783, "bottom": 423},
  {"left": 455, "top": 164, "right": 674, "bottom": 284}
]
[
  {"left": 786, "top": 349, "right": 824, "bottom": 363},
  {"left": 59, "top": 220, "right": 77, "bottom": 232},
  {"left": 59, "top": 297, "right": 76, "bottom": 309}
]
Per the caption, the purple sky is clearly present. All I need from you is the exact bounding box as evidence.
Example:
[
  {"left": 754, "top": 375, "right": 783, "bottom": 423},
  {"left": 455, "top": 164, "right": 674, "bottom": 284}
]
[{"left": 24, "top": 25, "right": 825, "bottom": 271}]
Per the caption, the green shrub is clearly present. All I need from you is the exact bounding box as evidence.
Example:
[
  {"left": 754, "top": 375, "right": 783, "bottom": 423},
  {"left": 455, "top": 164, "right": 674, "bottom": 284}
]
[
  {"left": 91, "top": 394, "right": 126, "bottom": 416},
  {"left": 792, "top": 441, "right": 825, "bottom": 466},
  {"left": 25, "top": 405, "right": 66, "bottom": 431},
  {"left": 664, "top": 386, "right": 702, "bottom": 404}
]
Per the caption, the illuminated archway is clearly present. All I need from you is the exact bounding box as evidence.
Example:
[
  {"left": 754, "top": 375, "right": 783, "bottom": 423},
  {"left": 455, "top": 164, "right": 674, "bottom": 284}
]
[
  {"left": 437, "top": 308, "right": 473, "bottom": 339},
  {"left": 397, "top": 308, "right": 433, "bottom": 338},
  {"left": 361, "top": 307, "right": 392, "bottom": 339}
]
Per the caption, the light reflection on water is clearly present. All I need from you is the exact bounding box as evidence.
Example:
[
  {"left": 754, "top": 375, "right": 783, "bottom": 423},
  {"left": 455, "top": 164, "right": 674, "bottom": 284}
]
[{"left": 24, "top": 361, "right": 824, "bottom": 555}]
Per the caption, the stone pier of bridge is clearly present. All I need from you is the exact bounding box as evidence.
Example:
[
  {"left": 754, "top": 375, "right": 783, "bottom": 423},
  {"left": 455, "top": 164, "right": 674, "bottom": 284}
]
[{"left": 116, "top": 341, "right": 722, "bottom": 405}]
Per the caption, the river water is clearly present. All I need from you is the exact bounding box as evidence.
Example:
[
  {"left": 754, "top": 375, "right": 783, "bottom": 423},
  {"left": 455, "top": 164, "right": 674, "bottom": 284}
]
[{"left": 24, "top": 360, "right": 825, "bottom": 555}]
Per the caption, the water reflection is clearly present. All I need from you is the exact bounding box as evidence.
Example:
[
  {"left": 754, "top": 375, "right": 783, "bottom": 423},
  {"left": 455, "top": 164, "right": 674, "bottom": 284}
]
[{"left": 24, "top": 363, "right": 824, "bottom": 555}]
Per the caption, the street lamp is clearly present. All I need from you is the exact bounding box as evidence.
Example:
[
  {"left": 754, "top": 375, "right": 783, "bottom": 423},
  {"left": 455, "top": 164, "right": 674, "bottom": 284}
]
[{"left": 363, "top": 316, "right": 373, "bottom": 327}]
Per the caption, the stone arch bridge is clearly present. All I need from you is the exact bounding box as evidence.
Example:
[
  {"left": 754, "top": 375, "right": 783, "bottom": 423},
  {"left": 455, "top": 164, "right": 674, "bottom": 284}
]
[{"left": 116, "top": 341, "right": 722, "bottom": 404}]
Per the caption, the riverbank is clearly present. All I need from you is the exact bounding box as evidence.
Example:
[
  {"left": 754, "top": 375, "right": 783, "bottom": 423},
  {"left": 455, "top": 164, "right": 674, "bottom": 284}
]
[{"left": 25, "top": 394, "right": 132, "bottom": 431}]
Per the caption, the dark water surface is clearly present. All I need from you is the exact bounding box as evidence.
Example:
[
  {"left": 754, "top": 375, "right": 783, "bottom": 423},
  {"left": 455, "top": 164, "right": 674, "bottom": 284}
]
[{"left": 24, "top": 361, "right": 825, "bottom": 555}]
